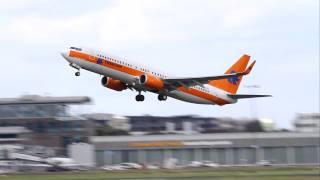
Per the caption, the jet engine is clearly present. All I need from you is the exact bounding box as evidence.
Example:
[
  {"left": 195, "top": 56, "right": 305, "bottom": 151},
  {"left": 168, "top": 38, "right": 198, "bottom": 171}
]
[
  {"left": 139, "top": 74, "right": 164, "bottom": 90},
  {"left": 101, "top": 77, "right": 127, "bottom": 91}
]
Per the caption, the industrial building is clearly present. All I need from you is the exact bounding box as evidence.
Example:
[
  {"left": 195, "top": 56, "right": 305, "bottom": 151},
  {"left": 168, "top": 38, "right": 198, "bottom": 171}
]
[{"left": 91, "top": 132, "right": 320, "bottom": 167}]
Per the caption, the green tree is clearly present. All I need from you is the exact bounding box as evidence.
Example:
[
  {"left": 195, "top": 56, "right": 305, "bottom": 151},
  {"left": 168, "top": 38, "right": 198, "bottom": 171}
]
[
  {"left": 95, "top": 125, "right": 129, "bottom": 136},
  {"left": 246, "top": 120, "right": 264, "bottom": 132}
]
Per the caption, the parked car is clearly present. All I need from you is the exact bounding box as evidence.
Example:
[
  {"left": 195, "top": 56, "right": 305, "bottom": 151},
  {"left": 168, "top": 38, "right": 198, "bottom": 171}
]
[
  {"left": 146, "top": 164, "right": 159, "bottom": 170},
  {"left": 101, "top": 165, "right": 125, "bottom": 171},
  {"left": 188, "top": 161, "right": 204, "bottom": 168},
  {"left": 256, "top": 160, "right": 272, "bottom": 166},
  {"left": 101, "top": 162, "right": 142, "bottom": 171},
  {"left": 202, "top": 161, "right": 219, "bottom": 167},
  {"left": 118, "top": 163, "right": 142, "bottom": 169}
]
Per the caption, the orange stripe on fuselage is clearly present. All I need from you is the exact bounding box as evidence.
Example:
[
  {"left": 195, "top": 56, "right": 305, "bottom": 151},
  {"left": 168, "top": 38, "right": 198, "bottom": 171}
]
[
  {"left": 69, "top": 50, "right": 143, "bottom": 76},
  {"left": 69, "top": 50, "right": 230, "bottom": 105}
]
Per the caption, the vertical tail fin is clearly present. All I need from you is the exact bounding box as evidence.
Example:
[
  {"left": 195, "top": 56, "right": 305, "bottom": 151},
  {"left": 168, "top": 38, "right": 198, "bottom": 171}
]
[{"left": 209, "top": 54, "right": 250, "bottom": 94}]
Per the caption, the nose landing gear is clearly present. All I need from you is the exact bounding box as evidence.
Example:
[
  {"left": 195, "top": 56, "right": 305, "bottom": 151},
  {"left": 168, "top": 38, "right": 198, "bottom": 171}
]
[{"left": 69, "top": 63, "right": 81, "bottom": 77}]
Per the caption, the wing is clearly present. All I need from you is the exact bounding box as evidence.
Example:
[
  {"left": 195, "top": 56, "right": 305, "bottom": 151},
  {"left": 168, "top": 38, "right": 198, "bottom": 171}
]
[{"left": 164, "top": 60, "right": 256, "bottom": 89}]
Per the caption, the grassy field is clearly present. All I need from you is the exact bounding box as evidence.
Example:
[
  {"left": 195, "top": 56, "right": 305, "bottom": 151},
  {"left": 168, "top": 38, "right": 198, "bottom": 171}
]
[{"left": 0, "top": 167, "right": 319, "bottom": 180}]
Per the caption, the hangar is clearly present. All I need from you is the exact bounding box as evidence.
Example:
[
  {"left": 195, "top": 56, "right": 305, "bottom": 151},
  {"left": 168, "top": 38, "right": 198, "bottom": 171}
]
[{"left": 91, "top": 132, "right": 319, "bottom": 167}]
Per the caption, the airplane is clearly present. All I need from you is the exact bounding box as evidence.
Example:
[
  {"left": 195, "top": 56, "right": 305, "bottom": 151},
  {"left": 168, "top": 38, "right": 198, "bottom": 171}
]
[{"left": 61, "top": 47, "right": 271, "bottom": 105}]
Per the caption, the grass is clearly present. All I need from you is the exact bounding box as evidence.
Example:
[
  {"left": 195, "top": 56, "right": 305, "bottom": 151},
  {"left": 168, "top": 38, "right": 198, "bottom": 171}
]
[{"left": 0, "top": 166, "right": 319, "bottom": 180}]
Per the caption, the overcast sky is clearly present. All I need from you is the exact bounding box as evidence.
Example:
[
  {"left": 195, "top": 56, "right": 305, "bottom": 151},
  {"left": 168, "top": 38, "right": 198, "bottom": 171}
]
[{"left": 0, "top": 0, "right": 318, "bottom": 129}]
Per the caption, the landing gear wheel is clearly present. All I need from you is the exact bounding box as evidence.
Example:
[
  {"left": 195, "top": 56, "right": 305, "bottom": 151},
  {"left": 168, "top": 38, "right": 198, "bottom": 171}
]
[
  {"left": 158, "top": 94, "right": 167, "bottom": 101},
  {"left": 75, "top": 71, "right": 80, "bottom": 76},
  {"left": 135, "top": 94, "right": 145, "bottom": 102}
]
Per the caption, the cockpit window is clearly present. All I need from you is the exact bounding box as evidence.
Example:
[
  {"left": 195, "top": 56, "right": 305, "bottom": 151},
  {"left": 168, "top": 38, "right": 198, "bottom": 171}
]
[{"left": 70, "top": 47, "right": 82, "bottom": 51}]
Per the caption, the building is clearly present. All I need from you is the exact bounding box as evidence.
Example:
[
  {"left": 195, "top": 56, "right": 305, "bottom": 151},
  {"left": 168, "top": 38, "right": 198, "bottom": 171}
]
[
  {"left": 91, "top": 132, "right": 320, "bottom": 167},
  {"left": 0, "top": 95, "right": 93, "bottom": 155},
  {"left": 109, "top": 115, "right": 131, "bottom": 131},
  {"left": 83, "top": 113, "right": 130, "bottom": 131},
  {"left": 128, "top": 115, "right": 254, "bottom": 134},
  {"left": 128, "top": 115, "right": 212, "bottom": 133},
  {"left": 82, "top": 114, "right": 267, "bottom": 135},
  {"left": 82, "top": 113, "right": 269, "bottom": 136},
  {"left": 294, "top": 113, "right": 320, "bottom": 133},
  {"left": 0, "top": 126, "right": 31, "bottom": 145},
  {"left": 68, "top": 143, "right": 95, "bottom": 166}
]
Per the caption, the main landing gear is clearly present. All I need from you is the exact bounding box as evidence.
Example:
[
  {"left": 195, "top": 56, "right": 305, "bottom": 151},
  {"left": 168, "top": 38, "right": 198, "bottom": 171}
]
[
  {"left": 75, "top": 71, "right": 80, "bottom": 76},
  {"left": 135, "top": 92, "right": 167, "bottom": 102},
  {"left": 135, "top": 92, "right": 145, "bottom": 102},
  {"left": 158, "top": 94, "right": 167, "bottom": 101}
]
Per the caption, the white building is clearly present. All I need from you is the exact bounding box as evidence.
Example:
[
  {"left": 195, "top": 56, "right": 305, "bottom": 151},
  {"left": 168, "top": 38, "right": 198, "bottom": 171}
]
[
  {"left": 68, "top": 143, "right": 95, "bottom": 166},
  {"left": 83, "top": 113, "right": 130, "bottom": 131},
  {"left": 108, "top": 115, "right": 131, "bottom": 131},
  {"left": 294, "top": 113, "right": 320, "bottom": 133}
]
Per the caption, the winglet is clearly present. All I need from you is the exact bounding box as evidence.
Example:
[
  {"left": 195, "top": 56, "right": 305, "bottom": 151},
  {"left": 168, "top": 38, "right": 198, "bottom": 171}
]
[{"left": 244, "top": 60, "right": 256, "bottom": 74}]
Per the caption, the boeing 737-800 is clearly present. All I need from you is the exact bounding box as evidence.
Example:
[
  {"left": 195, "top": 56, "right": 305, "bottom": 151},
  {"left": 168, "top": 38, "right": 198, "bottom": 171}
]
[{"left": 61, "top": 47, "right": 270, "bottom": 105}]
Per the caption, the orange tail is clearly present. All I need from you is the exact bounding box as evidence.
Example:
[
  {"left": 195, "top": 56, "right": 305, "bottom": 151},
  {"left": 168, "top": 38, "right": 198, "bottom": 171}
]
[{"left": 209, "top": 54, "right": 250, "bottom": 94}]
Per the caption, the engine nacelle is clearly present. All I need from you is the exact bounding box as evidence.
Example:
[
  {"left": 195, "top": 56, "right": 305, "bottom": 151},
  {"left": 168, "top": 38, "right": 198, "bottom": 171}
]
[
  {"left": 139, "top": 74, "right": 164, "bottom": 90},
  {"left": 101, "top": 77, "right": 127, "bottom": 91}
]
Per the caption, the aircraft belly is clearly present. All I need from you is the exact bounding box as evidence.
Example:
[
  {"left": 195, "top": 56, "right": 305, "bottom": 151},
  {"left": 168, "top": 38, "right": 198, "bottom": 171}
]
[{"left": 168, "top": 90, "right": 213, "bottom": 105}]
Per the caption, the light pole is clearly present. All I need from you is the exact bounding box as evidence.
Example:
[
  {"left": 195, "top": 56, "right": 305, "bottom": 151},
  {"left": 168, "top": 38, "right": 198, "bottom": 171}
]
[
  {"left": 245, "top": 85, "right": 262, "bottom": 165},
  {"left": 244, "top": 85, "right": 261, "bottom": 119}
]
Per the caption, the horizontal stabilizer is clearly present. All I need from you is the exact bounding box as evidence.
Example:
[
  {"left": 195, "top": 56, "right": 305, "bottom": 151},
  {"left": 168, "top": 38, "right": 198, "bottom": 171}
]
[{"left": 227, "top": 94, "right": 272, "bottom": 99}]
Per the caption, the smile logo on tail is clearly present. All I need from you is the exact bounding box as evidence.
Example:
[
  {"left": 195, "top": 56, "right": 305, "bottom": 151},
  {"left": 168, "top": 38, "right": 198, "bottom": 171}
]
[{"left": 228, "top": 70, "right": 239, "bottom": 85}]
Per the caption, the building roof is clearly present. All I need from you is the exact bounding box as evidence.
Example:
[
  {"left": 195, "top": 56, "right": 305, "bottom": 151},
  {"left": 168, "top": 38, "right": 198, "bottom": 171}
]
[
  {"left": 91, "top": 132, "right": 319, "bottom": 143},
  {"left": 56, "top": 116, "right": 88, "bottom": 121},
  {"left": 0, "top": 95, "right": 91, "bottom": 105},
  {"left": 82, "top": 113, "right": 114, "bottom": 120}
]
